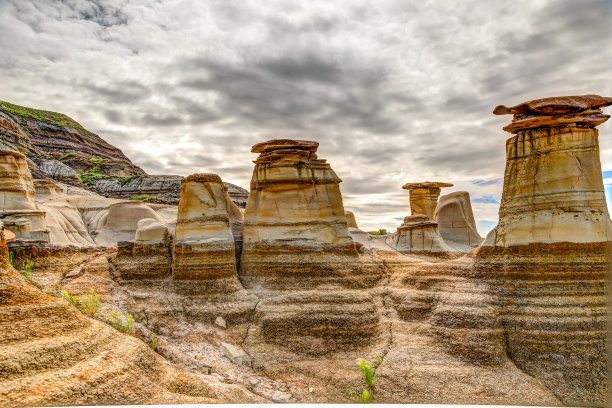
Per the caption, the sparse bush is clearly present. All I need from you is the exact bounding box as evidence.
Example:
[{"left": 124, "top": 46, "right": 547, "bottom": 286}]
[
  {"left": 150, "top": 331, "right": 158, "bottom": 351},
  {"left": 347, "top": 357, "right": 381, "bottom": 403},
  {"left": 21, "top": 259, "right": 34, "bottom": 279},
  {"left": 78, "top": 166, "right": 105, "bottom": 187},
  {"left": 130, "top": 195, "right": 158, "bottom": 202},
  {"left": 108, "top": 311, "right": 135, "bottom": 336},
  {"left": 90, "top": 158, "right": 104, "bottom": 165},
  {"left": 368, "top": 229, "right": 388, "bottom": 236},
  {"left": 59, "top": 151, "right": 76, "bottom": 160},
  {"left": 61, "top": 290, "right": 80, "bottom": 307},
  {"left": 8, "top": 251, "right": 14, "bottom": 266},
  {"left": 82, "top": 288, "right": 100, "bottom": 317},
  {"left": 120, "top": 174, "right": 139, "bottom": 186}
]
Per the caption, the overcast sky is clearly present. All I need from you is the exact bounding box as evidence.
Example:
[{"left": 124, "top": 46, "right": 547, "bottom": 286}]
[{"left": 1, "top": 0, "right": 611, "bottom": 234}]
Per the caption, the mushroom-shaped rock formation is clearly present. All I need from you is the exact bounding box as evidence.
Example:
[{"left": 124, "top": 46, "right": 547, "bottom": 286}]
[
  {"left": 472, "top": 95, "right": 612, "bottom": 406},
  {"left": 345, "top": 210, "right": 358, "bottom": 229},
  {"left": 240, "top": 139, "right": 363, "bottom": 293},
  {"left": 171, "top": 174, "right": 239, "bottom": 282},
  {"left": 0, "top": 150, "right": 49, "bottom": 244},
  {"left": 486, "top": 94, "right": 612, "bottom": 246},
  {"left": 434, "top": 191, "right": 483, "bottom": 251},
  {"left": 387, "top": 214, "right": 457, "bottom": 256},
  {"left": 402, "top": 181, "right": 453, "bottom": 219}
]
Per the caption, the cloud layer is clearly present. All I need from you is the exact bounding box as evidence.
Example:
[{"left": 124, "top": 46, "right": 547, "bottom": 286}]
[{"left": 1, "top": 0, "right": 611, "bottom": 234}]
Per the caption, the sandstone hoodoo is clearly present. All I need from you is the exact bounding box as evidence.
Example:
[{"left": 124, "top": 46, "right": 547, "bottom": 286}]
[
  {"left": 474, "top": 94, "right": 612, "bottom": 406},
  {"left": 402, "top": 181, "right": 454, "bottom": 219},
  {"left": 240, "top": 139, "right": 361, "bottom": 292},
  {"left": 434, "top": 191, "right": 483, "bottom": 250},
  {"left": 487, "top": 94, "right": 612, "bottom": 246},
  {"left": 345, "top": 210, "right": 358, "bottom": 229},
  {"left": 0, "top": 150, "right": 49, "bottom": 244},
  {"left": 172, "top": 173, "right": 240, "bottom": 282}
]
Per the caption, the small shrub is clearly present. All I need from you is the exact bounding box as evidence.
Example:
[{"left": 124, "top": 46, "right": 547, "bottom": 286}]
[
  {"left": 59, "top": 152, "right": 76, "bottom": 160},
  {"left": 78, "top": 166, "right": 105, "bottom": 187},
  {"left": 21, "top": 259, "right": 34, "bottom": 279},
  {"left": 90, "top": 158, "right": 104, "bottom": 165},
  {"left": 61, "top": 290, "right": 80, "bottom": 307},
  {"left": 358, "top": 358, "right": 376, "bottom": 389},
  {"left": 368, "top": 229, "right": 388, "bottom": 236},
  {"left": 120, "top": 175, "right": 139, "bottom": 186},
  {"left": 347, "top": 358, "right": 381, "bottom": 403},
  {"left": 108, "top": 311, "right": 135, "bottom": 336},
  {"left": 82, "top": 288, "right": 100, "bottom": 317},
  {"left": 150, "top": 331, "right": 158, "bottom": 351},
  {"left": 130, "top": 195, "right": 158, "bottom": 202},
  {"left": 8, "top": 251, "right": 14, "bottom": 266}
]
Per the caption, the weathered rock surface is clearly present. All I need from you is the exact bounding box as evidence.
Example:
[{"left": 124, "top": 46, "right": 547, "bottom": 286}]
[
  {"left": 0, "top": 150, "right": 49, "bottom": 244},
  {"left": 402, "top": 181, "right": 453, "bottom": 219},
  {"left": 0, "top": 241, "right": 263, "bottom": 406},
  {"left": 486, "top": 94, "right": 612, "bottom": 246},
  {"left": 434, "top": 191, "right": 483, "bottom": 250},
  {"left": 388, "top": 214, "right": 458, "bottom": 256}
]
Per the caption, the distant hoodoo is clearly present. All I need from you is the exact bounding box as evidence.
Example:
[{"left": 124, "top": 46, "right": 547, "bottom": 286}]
[{"left": 402, "top": 181, "right": 453, "bottom": 219}]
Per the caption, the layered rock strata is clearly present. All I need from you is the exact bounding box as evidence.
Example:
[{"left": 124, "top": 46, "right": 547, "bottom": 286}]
[
  {"left": 434, "top": 191, "right": 483, "bottom": 250},
  {"left": 345, "top": 210, "right": 358, "bottom": 229},
  {"left": 477, "top": 95, "right": 612, "bottom": 406},
  {"left": 0, "top": 150, "right": 49, "bottom": 244},
  {"left": 240, "top": 139, "right": 363, "bottom": 293},
  {"left": 0, "top": 240, "right": 263, "bottom": 406}
]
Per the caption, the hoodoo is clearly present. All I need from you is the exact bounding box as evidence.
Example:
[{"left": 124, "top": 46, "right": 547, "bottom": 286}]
[
  {"left": 487, "top": 94, "right": 612, "bottom": 246},
  {"left": 389, "top": 181, "right": 457, "bottom": 256},
  {"left": 172, "top": 173, "right": 239, "bottom": 281},
  {"left": 240, "top": 139, "right": 359, "bottom": 292},
  {"left": 0, "top": 150, "right": 49, "bottom": 244},
  {"left": 402, "top": 181, "right": 453, "bottom": 219},
  {"left": 475, "top": 94, "right": 612, "bottom": 406}
]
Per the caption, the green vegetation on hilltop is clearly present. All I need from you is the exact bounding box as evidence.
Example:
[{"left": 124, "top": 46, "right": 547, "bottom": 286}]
[{"left": 0, "top": 100, "right": 87, "bottom": 131}]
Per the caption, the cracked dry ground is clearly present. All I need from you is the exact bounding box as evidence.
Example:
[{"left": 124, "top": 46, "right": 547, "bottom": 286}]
[{"left": 2, "top": 241, "right": 607, "bottom": 405}]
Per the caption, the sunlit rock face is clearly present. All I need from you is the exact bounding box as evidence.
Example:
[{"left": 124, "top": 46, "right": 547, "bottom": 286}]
[
  {"left": 240, "top": 139, "right": 363, "bottom": 294},
  {"left": 474, "top": 95, "right": 612, "bottom": 407},
  {"left": 434, "top": 191, "right": 483, "bottom": 251},
  {"left": 0, "top": 150, "right": 49, "bottom": 243},
  {"left": 486, "top": 94, "right": 612, "bottom": 246},
  {"left": 402, "top": 181, "right": 453, "bottom": 219},
  {"left": 172, "top": 174, "right": 239, "bottom": 281}
]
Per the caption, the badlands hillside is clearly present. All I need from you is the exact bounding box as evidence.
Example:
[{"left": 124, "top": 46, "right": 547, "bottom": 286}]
[{"left": 0, "top": 95, "right": 610, "bottom": 406}]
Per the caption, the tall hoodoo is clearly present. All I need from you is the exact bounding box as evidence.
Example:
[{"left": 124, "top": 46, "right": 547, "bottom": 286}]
[
  {"left": 172, "top": 173, "right": 239, "bottom": 280},
  {"left": 0, "top": 150, "right": 49, "bottom": 243},
  {"left": 487, "top": 94, "right": 612, "bottom": 246},
  {"left": 240, "top": 139, "right": 367, "bottom": 293},
  {"left": 474, "top": 95, "right": 612, "bottom": 406},
  {"left": 402, "top": 181, "right": 453, "bottom": 219}
]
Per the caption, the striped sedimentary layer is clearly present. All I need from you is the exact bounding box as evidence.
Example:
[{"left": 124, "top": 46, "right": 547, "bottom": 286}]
[
  {"left": 473, "top": 242, "right": 609, "bottom": 406},
  {"left": 376, "top": 252, "right": 561, "bottom": 405},
  {"left": 245, "top": 290, "right": 381, "bottom": 357},
  {"left": 388, "top": 215, "right": 459, "bottom": 257},
  {"left": 0, "top": 242, "right": 261, "bottom": 406}
]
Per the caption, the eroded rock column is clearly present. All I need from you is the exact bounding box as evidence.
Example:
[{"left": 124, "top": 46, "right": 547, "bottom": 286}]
[
  {"left": 477, "top": 94, "right": 612, "bottom": 406},
  {"left": 240, "top": 139, "right": 360, "bottom": 290},
  {"left": 403, "top": 182, "right": 453, "bottom": 219},
  {"left": 434, "top": 191, "right": 483, "bottom": 250},
  {"left": 0, "top": 150, "right": 49, "bottom": 243},
  {"left": 172, "top": 174, "right": 239, "bottom": 281}
]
